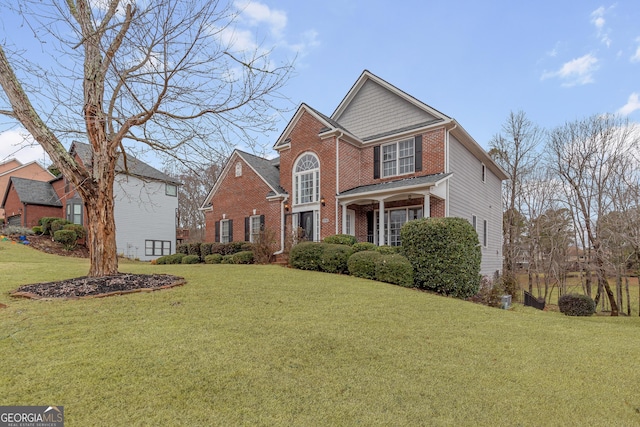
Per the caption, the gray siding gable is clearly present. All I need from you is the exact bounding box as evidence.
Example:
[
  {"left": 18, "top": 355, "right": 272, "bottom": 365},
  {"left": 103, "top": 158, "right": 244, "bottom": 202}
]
[{"left": 335, "top": 79, "right": 438, "bottom": 140}]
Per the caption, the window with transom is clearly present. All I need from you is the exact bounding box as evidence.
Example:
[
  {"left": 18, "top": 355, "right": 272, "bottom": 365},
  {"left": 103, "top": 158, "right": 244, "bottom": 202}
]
[{"left": 293, "top": 153, "right": 320, "bottom": 205}]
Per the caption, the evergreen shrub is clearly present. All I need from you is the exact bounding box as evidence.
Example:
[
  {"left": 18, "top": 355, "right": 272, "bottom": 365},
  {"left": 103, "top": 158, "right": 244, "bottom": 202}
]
[
  {"left": 558, "top": 294, "right": 596, "bottom": 316},
  {"left": 351, "top": 242, "right": 377, "bottom": 253},
  {"left": 347, "top": 250, "right": 381, "bottom": 279},
  {"left": 401, "top": 217, "right": 481, "bottom": 298},
  {"left": 204, "top": 254, "right": 223, "bottom": 264},
  {"left": 181, "top": 254, "right": 201, "bottom": 264},
  {"left": 375, "top": 253, "right": 414, "bottom": 287},
  {"left": 323, "top": 234, "right": 357, "bottom": 246},
  {"left": 319, "top": 244, "right": 353, "bottom": 274},
  {"left": 289, "top": 241, "right": 324, "bottom": 271}
]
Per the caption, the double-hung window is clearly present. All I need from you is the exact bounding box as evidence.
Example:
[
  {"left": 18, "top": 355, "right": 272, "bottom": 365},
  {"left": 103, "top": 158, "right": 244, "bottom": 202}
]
[
  {"left": 294, "top": 153, "right": 320, "bottom": 205},
  {"left": 221, "top": 219, "right": 230, "bottom": 243},
  {"left": 382, "top": 138, "right": 414, "bottom": 178},
  {"left": 66, "top": 201, "right": 83, "bottom": 225},
  {"left": 250, "top": 215, "right": 261, "bottom": 243}
]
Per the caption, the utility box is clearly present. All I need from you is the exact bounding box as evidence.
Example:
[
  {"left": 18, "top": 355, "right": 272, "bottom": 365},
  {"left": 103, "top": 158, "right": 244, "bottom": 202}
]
[{"left": 501, "top": 295, "right": 512, "bottom": 310}]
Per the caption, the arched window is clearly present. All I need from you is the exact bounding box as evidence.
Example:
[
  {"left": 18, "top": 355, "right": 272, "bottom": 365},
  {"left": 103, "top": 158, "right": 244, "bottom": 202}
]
[{"left": 293, "top": 153, "right": 320, "bottom": 205}]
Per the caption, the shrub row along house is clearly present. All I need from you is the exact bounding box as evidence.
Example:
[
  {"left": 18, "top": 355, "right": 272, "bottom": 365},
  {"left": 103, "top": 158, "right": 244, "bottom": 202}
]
[
  {"left": 1, "top": 141, "right": 180, "bottom": 261},
  {"left": 202, "top": 70, "right": 507, "bottom": 275}
]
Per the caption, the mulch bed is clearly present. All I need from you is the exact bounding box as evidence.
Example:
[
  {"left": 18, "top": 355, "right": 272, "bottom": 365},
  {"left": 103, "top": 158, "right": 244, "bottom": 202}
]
[{"left": 11, "top": 274, "right": 185, "bottom": 300}]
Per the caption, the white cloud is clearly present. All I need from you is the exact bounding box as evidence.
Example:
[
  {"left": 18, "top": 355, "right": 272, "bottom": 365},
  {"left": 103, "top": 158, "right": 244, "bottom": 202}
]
[
  {"left": 618, "top": 92, "right": 640, "bottom": 116},
  {"left": 631, "top": 38, "right": 640, "bottom": 63},
  {"left": 235, "top": 0, "right": 287, "bottom": 39},
  {"left": 0, "top": 129, "right": 49, "bottom": 165},
  {"left": 541, "top": 54, "right": 599, "bottom": 86},
  {"left": 590, "top": 6, "right": 613, "bottom": 47}
]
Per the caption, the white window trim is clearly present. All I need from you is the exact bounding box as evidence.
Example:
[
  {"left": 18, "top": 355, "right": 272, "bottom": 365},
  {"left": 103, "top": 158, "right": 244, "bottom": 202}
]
[
  {"left": 382, "top": 138, "right": 415, "bottom": 178},
  {"left": 249, "top": 215, "right": 261, "bottom": 243},
  {"left": 221, "top": 219, "right": 230, "bottom": 244},
  {"left": 374, "top": 205, "right": 423, "bottom": 246},
  {"left": 166, "top": 183, "right": 177, "bottom": 197},
  {"left": 293, "top": 153, "right": 320, "bottom": 206}
]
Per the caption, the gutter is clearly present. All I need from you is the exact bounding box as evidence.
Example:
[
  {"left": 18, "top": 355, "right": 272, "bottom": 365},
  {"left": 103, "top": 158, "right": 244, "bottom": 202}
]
[
  {"left": 274, "top": 195, "right": 290, "bottom": 255},
  {"left": 335, "top": 131, "right": 343, "bottom": 235}
]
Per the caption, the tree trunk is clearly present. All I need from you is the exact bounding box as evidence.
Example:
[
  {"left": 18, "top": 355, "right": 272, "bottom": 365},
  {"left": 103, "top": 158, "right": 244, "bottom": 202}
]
[
  {"left": 625, "top": 276, "right": 630, "bottom": 316},
  {"left": 80, "top": 164, "right": 119, "bottom": 277}
]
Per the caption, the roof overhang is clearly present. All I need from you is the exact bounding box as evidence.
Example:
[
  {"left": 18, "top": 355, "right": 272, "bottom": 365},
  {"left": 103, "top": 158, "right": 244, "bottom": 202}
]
[{"left": 337, "top": 173, "right": 451, "bottom": 204}]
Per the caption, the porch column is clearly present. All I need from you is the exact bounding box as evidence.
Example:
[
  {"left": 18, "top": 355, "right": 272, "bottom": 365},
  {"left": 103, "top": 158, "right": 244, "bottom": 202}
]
[
  {"left": 424, "top": 193, "right": 431, "bottom": 218},
  {"left": 341, "top": 203, "right": 347, "bottom": 234},
  {"left": 378, "top": 198, "right": 385, "bottom": 245}
]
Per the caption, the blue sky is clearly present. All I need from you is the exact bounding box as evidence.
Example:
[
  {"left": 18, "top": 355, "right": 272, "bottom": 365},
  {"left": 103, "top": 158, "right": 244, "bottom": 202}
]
[{"left": 2, "top": 0, "right": 640, "bottom": 165}]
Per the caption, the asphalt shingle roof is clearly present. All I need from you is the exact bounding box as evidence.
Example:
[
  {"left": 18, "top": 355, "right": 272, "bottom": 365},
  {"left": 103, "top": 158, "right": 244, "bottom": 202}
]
[
  {"left": 237, "top": 150, "right": 286, "bottom": 195},
  {"left": 71, "top": 142, "right": 181, "bottom": 185},
  {"left": 9, "top": 177, "right": 62, "bottom": 206},
  {"left": 339, "top": 173, "right": 451, "bottom": 197}
]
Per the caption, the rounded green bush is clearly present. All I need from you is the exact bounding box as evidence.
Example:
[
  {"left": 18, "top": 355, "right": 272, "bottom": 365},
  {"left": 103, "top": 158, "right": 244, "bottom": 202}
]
[
  {"left": 352, "top": 242, "right": 377, "bottom": 253},
  {"left": 348, "top": 250, "right": 381, "bottom": 279},
  {"left": 53, "top": 229, "right": 78, "bottom": 250},
  {"left": 39, "top": 217, "right": 64, "bottom": 236},
  {"left": 323, "top": 234, "right": 357, "bottom": 246},
  {"left": 231, "top": 250, "right": 254, "bottom": 264},
  {"left": 375, "top": 253, "right": 414, "bottom": 287},
  {"left": 320, "top": 244, "right": 353, "bottom": 274},
  {"left": 200, "top": 243, "right": 214, "bottom": 259},
  {"left": 558, "top": 294, "right": 596, "bottom": 316},
  {"left": 289, "top": 241, "right": 324, "bottom": 271},
  {"left": 187, "top": 243, "right": 202, "bottom": 259},
  {"left": 401, "top": 217, "right": 481, "bottom": 298},
  {"left": 375, "top": 245, "right": 399, "bottom": 255},
  {"left": 51, "top": 219, "right": 73, "bottom": 234},
  {"left": 63, "top": 224, "right": 86, "bottom": 240},
  {"left": 204, "top": 254, "right": 223, "bottom": 264},
  {"left": 182, "top": 254, "right": 201, "bottom": 264},
  {"left": 157, "top": 253, "right": 186, "bottom": 265},
  {"left": 176, "top": 244, "right": 189, "bottom": 255},
  {"left": 32, "top": 226, "right": 43, "bottom": 235},
  {"left": 221, "top": 254, "right": 234, "bottom": 264}
]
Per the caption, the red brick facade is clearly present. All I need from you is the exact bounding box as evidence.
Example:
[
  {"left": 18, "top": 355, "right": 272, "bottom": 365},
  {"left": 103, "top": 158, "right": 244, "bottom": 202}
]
[
  {"left": 2, "top": 183, "right": 62, "bottom": 227},
  {"left": 203, "top": 109, "right": 449, "bottom": 249}
]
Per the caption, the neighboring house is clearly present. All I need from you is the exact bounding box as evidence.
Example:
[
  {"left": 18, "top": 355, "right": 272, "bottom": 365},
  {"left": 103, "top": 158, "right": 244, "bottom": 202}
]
[
  {"left": 2, "top": 176, "right": 63, "bottom": 227},
  {"left": 1, "top": 142, "right": 181, "bottom": 261},
  {"left": 202, "top": 70, "right": 507, "bottom": 275},
  {"left": 0, "top": 159, "right": 55, "bottom": 221}
]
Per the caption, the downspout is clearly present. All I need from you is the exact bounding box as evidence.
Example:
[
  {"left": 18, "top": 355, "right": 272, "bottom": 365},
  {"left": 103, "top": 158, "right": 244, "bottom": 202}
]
[
  {"left": 274, "top": 195, "right": 289, "bottom": 255},
  {"left": 335, "top": 131, "right": 344, "bottom": 235}
]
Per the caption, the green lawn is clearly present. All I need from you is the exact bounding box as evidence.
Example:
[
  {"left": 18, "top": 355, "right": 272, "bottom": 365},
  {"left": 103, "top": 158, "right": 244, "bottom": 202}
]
[{"left": 2, "top": 241, "right": 640, "bottom": 426}]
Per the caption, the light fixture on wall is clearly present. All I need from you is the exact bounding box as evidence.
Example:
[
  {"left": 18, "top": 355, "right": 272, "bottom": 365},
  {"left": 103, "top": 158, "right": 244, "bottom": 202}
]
[
  {"left": 284, "top": 203, "right": 290, "bottom": 212},
  {"left": 320, "top": 196, "right": 326, "bottom": 207}
]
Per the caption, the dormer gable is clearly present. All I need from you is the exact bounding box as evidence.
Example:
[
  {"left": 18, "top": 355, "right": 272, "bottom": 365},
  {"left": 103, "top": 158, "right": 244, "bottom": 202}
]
[{"left": 331, "top": 70, "right": 449, "bottom": 141}]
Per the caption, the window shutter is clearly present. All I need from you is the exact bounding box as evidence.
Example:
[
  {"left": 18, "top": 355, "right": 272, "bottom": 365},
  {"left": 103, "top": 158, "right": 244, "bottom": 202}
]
[
  {"left": 373, "top": 146, "right": 380, "bottom": 179},
  {"left": 260, "top": 215, "right": 265, "bottom": 230},
  {"left": 229, "top": 220, "right": 233, "bottom": 242},
  {"left": 245, "top": 217, "right": 250, "bottom": 241},
  {"left": 215, "top": 221, "right": 220, "bottom": 243},
  {"left": 414, "top": 135, "right": 422, "bottom": 172}
]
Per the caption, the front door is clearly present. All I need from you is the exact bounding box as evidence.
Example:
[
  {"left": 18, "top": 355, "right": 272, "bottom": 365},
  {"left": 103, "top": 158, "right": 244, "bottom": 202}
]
[{"left": 300, "top": 211, "right": 314, "bottom": 241}]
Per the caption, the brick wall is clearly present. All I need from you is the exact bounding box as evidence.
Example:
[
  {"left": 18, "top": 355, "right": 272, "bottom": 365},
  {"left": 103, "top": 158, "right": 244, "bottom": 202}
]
[
  {"left": 204, "top": 154, "right": 281, "bottom": 244},
  {"left": 3, "top": 184, "right": 63, "bottom": 227}
]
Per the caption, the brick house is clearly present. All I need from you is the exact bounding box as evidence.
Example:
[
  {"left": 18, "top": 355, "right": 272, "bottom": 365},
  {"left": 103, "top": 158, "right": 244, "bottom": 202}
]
[
  {"left": 202, "top": 70, "right": 507, "bottom": 275},
  {"left": 0, "top": 159, "right": 55, "bottom": 222},
  {"left": 1, "top": 142, "right": 181, "bottom": 261}
]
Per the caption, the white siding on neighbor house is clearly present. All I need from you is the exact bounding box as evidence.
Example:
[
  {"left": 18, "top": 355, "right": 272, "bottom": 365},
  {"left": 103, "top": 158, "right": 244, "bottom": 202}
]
[
  {"left": 447, "top": 134, "right": 503, "bottom": 276},
  {"left": 113, "top": 175, "right": 178, "bottom": 261},
  {"left": 336, "top": 80, "right": 437, "bottom": 139}
]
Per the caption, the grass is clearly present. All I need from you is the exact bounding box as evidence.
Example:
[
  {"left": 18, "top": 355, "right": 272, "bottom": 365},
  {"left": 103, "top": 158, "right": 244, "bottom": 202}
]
[{"left": 2, "top": 241, "right": 640, "bottom": 425}]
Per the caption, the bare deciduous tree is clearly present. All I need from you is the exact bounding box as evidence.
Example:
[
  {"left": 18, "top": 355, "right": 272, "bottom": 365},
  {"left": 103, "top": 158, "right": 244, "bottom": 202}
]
[
  {"left": 0, "top": 1, "right": 292, "bottom": 276},
  {"left": 546, "top": 115, "right": 638, "bottom": 316},
  {"left": 489, "top": 111, "right": 543, "bottom": 279}
]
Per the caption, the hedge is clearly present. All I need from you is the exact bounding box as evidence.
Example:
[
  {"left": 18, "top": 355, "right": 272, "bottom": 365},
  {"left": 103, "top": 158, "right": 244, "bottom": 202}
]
[
  {"left": 289, "top": 242, "right": 325, "bottom": 270},
  {"left": 156, "top": 253, "right": 186, "bottom": 265},
  {"left": 181, "top": 254, "right": 201, "bottom": 264},
  {"left": 319, "top": 244, "right": 353, "bottom": 274},
  {"left": 347, "top": 250, "right": 381, "bottom": 279},
  {"left": 375, "top": 253, "right": 414, "bottom": 287},
  {"left": 204, "top": 254, "right": 223, "bottom": 264},
  {"left": 401, "top": 217, "right": 481, "bottom": 298},
  {"left": 53, "top": 229, "right": 78, "bottom": 250},
  {"left": 323, "top": 234, "right": 357, "bottom": 246}
]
